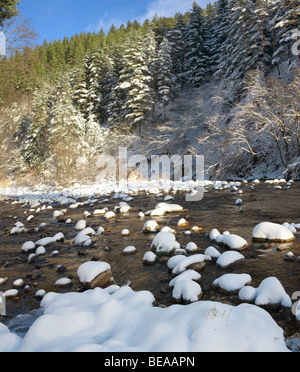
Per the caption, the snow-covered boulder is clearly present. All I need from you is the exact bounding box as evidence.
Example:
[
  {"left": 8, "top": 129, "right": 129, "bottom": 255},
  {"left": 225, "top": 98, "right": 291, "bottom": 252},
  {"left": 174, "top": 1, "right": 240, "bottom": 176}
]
[
  {"left": 204, "top": 246, "right": 221, "bottom": 260},
  {"left": 143, "top": 220, "right": 159, "bottom": 233},
  {"left": 222, "top": 234, "right": 248, "bottom": 251},
  {"left": 75, "top": 220, "right": 87, "bottom": 230},
  {"left": 0, "top": 323, "right": 22, "bottom": 352},
  {"left": 185, "top": 242, "right": 199, "bottom": 253},
  {"left": 172, "top": 254, "right": 208, "bottom": 275},
  {"left": 143, "top": 251, "right": 157, "bottom": 266},
  {"left": 213, "top": 273, "right": 252, "bottom": 294},
  {"left": 77, "top": 262, "right": 112, "bottom": 289},
  {"left": 21, "top": 241, "right": 35, "bottom": 253},
  {"left": 151, "top": 232, "right": 180, "bottom": 255},
  {"left": 169, "top": 270, "right": 201, "bottom": 287},
  {"left": 172, "top": 279, "right": 202, "bottom": 303},
  {"left": 254, "top": 277, "right": 292, "bottom": 309},
  {"left": 122, "top": 246, "right": 137, "bottom": 255},
  {"left": 252, "top": 222, "right": 295, "bottom": 243},
  {"left": 216, "top": 251, "right": 245, "bottom": 269}
]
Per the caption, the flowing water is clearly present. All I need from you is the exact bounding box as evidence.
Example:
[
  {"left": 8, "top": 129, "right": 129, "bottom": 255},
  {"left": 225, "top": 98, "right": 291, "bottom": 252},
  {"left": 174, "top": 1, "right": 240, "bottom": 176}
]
[{"left": 0, "top": 181, "right": 299, "bottom": 340}]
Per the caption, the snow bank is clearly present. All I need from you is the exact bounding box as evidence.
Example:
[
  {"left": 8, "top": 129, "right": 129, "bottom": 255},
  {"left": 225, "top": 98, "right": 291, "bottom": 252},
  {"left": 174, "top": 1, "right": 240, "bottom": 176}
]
[
  {"left": 0, "top": 287, "right": 289, "bottom": 352},
  {"left": 253, "top": 222, "right": 295, "bottom": 243}
]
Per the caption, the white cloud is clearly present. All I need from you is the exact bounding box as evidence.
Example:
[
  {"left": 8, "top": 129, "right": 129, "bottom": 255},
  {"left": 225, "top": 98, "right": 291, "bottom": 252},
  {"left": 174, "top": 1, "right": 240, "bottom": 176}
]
[{"left": 139, "top": 0, "right": 212, "bottom": 21}]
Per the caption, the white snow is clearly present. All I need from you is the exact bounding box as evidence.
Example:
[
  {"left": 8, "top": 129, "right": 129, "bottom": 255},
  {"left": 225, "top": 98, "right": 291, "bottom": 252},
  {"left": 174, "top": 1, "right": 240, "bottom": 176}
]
[
  {"left": 254, "top": 277, "right": 292, "bottom": 308},
  {"left": 172, "top": 280, "right": 202, "bottom": 303},
  {"left": 252, "top": 222, "right": 295, "bottom": 242},
  {"left": 123, "top": 246, "right": 136, "bottom": 254},
  {"left": 169, "top": 270, "right": 201, "bottom": 287},
  {"left": 21, "top": 241, "right": 35, "bottom": 253},
  {"left": 213, "top": 274, "right": 252, "bottom": 293},
  {"left": 216, "top": 251, "right": 245, "bottom": 269},
  {"left": 172, "top": 254, "right": 208, "bottom": 275},
  {"left": 151, "top": 232, "right": 180, "bottom": 254},
  {"left": 77, "top": 262, "right": 111, "bottom": 285},
  {"left": 143, "top": 251, "right": 157, "bottom": 264},
  {"left": 75, "top": 220, "right": 87, "bottom": 230},
  {"left": 0, "top": 287, "right": 289, "bottom": 352},
  {"left": 185, "top": 242, "right": 198, "bottom": 252},
  {"left": 204, "top": 246, "right": 221, "bottom": 259},
  {"left": 222, "top": 234, "right": 248, "bottom": 251},
  {"left": 143, "top": 220, "right": 159, "bottom": 233}
]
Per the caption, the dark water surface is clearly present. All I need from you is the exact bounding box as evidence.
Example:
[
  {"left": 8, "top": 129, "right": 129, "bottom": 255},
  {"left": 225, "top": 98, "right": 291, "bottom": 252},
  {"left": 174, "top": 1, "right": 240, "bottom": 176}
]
[{"left": 0, "top": 181, "right": 299, "bottom": 338}]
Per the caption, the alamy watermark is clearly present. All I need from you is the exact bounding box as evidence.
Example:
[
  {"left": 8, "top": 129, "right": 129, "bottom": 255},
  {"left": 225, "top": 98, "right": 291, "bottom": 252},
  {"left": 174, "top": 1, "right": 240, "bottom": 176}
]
[
  {"left": 292, "top": 29, "right": 300, "bottom": 57},
  {"left": 0, "top": 292, "right": 6, "bottom": 316},
  {"left": 96, "top": 147, "right": 205, "bottom": 201},
  {"left": 292, "top": 291, "right": 300, "bottom": 318},
  {"left": 0, "top": 32, "right": 6, "bottom": 56}
]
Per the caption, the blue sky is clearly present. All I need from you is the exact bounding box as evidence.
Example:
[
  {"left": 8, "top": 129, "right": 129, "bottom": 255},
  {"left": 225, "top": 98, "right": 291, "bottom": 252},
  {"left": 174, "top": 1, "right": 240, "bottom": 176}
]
[{"left": 18, "top": 0, "right": 214, "bottom": 44}]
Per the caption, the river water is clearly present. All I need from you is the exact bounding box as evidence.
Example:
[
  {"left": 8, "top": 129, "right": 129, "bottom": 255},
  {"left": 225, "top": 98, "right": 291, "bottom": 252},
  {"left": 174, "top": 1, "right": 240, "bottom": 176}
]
[{"left": 0, "top": 181, "right": 299, "bottom": 340}]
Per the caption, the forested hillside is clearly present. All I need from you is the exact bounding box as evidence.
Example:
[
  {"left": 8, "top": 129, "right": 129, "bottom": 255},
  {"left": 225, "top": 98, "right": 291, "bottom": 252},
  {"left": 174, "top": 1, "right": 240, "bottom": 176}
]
[{"left": 0, "top": 0, "right": 299, "bottom": 185}]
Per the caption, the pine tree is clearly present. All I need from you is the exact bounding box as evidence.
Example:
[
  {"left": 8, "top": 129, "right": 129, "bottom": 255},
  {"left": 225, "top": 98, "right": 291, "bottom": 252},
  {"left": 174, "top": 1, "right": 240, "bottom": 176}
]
[
  {"left": 185, "top": 2, "right": 210, "bottom": 87},
  {"left": 49, "top": 76, "right": 85, "bottom": 175},
  {"left": 211, "top": 0, "right": 230, "bottom": 75},
  {"left": 24, "top": 84, "right": 51, "bottom": 170},
  {"left": 271, "top": 0, "right": 300, "bottom": 72},
  {"left": 166, "top": 12, "right": 188, "bottom": 87},
  {"left": 157, "top": 37, "right": 174, "bottom": 121},
  {"left": 118, "top": 31, "right": 153, "bottom": 134}
]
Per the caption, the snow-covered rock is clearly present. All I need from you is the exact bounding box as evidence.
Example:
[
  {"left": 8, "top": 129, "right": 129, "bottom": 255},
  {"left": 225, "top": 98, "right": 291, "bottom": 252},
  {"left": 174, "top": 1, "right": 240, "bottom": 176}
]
[
  {"left": 143, "top": 220, "right": 159, "bottom": 233},
  {"left": 21, "top": 241, "right": 35, "bottom": 253},
  {"left": 172, "top": 254, "right": 208, "bottom": 275},
  {"left": 216, "top": 251, "right": 245, "bottom": 269},
  {"left": 75, "top": 220, "right": 87, "bottom": 231},
  {"left": 213, "top": 274, "right": 252, "bottom": 294},
  {"left": 3, "top": 287, "right": 288, "bottom": 352},
  {"left": 151, "top": 232, "right": 180, "bottom": 255},
  {"left": 204, "top": 246, "right": 221, "bottom": 259},
  {"left": 172, "top": 280, "right": 202, "bottom": 303},
  {"left": 77, "top": 262, "right": 112, "bottom": 289},
  {"left": 169, "top": 270, "right": 201, "bottom": 287},
  {"left": 185, "top": 242, "right": 199, "bottom": 253},
  {"left": 122, "top": 246, "right": 137, "bottom": 255},
  {"left": 252, "top": 222, "right": 295, "bottom": 243},
  {"left": 222, "top": 234, "right": 248, "bottom": 251},
  {"left": 143, "top": 251, "right": 157, "bottom": 266},
  {"left": 254, "top": 277, "right": 292, "bottom": 309}
]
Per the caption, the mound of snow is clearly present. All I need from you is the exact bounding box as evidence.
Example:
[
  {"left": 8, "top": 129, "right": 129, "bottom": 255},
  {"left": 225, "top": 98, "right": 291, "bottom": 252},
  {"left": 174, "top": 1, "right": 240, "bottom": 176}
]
[
  {"left": 254, "top": 277, "right": 292, "bottom": 308},
  {"left": 172, "top": 280, "right": 202, "bottom": 303},
  {"left": 77, "top": 262, "right": 111, "bottom": 287},
  {"left": 151, "top": 232, "right": 180, "bottom": 254},
  {"left": 216, "top": 251, "right": 245, "bottom": 269},
  {"left": 213, "top": 274, "right": 252, "bottom": 294},
  {"left": 2, "top": 287, "right": 288, "bottom": 352},
  {"left": 222, "top": 234, "right": 248, "bottom": 251},
  {"left": 252, "top": 222, "right": 295, "bottom": 243},
  {"left": 143, "top": 220, "right": 159, "bottom": 233},
  {"left": 204, "top": 246, "right": 221, "bottom": 259},
  {"left": 172, "top": 254, "right": 209, "bottom": 275}
]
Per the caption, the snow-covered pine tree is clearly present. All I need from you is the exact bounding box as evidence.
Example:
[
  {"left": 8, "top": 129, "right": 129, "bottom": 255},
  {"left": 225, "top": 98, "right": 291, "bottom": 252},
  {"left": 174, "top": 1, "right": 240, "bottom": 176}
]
[
  {"left": 185, "top": 2, "right": 210, "bottom": 87},
  {"left": 24, "top": 84, "right": 52, "bottom": 170},
  {"left": 166, "top": 12, "right": 188, "bottom": 88},
  {"left": 118, "top": 31, "right": 153, "bottom": 134},
  {"left": 211, "top": 0, "right": 230, "bottom": 76},
  {"left": 49, "top": 76, "right": 85, "bottom": 177},
  {"left": 271, "top": 0, "right": 300, "bottom": 73},
  {"left": 157, "top": 37, "right": 175, "bottom": 121},
  {"left": 144, "top": 29, "right": 157, "bottom": 121}
]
